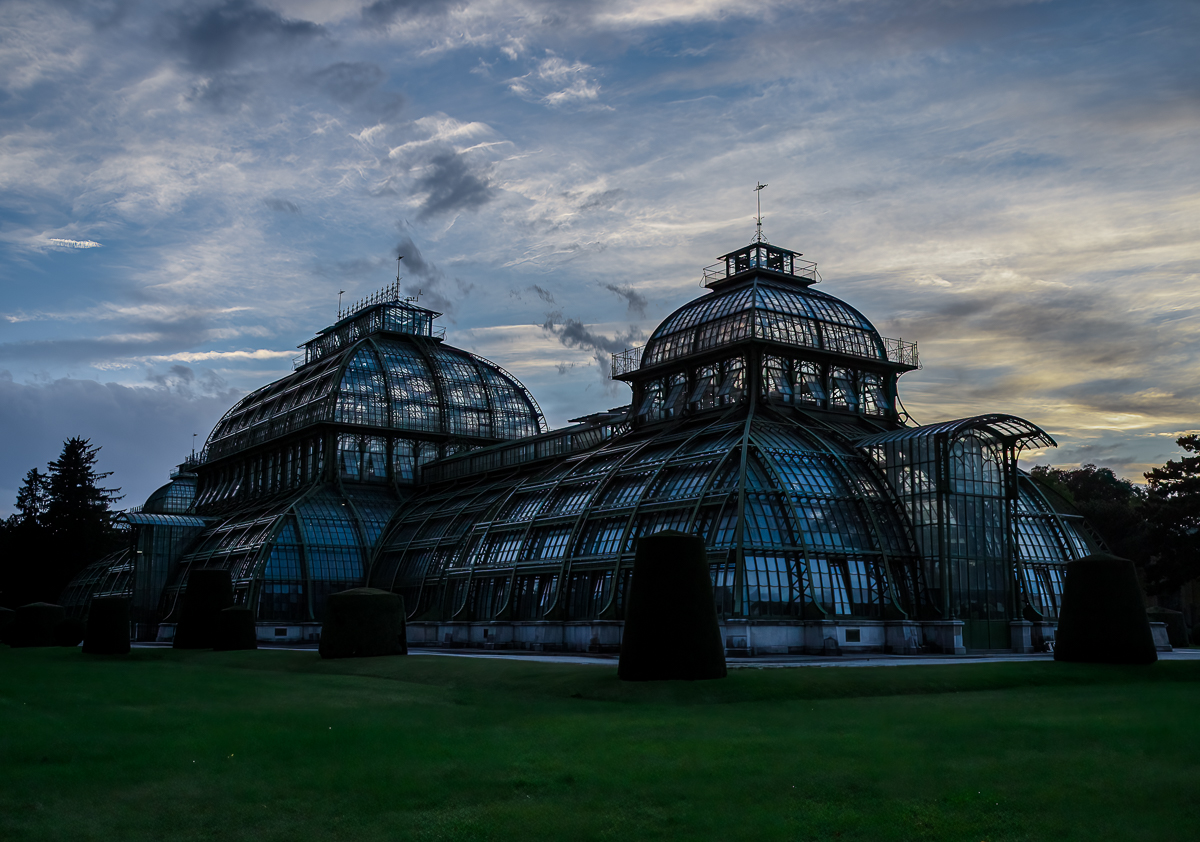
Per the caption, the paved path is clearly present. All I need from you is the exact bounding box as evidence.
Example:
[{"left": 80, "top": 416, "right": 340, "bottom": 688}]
[{"left": 228, "top": 644, "right": 1200, "bottom": 668}]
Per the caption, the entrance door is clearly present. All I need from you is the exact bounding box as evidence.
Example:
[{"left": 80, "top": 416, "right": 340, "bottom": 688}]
[{"left": 963, "top": 618, "right": 1010, "bottom": 650}]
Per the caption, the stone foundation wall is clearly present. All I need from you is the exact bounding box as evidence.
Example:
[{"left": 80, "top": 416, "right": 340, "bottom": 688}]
[{"left": 405, "top": 618, "right": 974, "bottom": 656}]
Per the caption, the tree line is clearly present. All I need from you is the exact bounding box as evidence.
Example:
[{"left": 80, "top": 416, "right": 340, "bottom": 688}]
[
  {"left": 0, "top": 437, "right": 123, "bottom": 608},
  {"left": 1032, "top": 434, "right": 1200, "bottom": 597}
]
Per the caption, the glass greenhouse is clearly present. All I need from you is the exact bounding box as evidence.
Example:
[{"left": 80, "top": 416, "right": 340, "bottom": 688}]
[{"left": 65, "top": 241, "right": 1098, "bottom": 653}]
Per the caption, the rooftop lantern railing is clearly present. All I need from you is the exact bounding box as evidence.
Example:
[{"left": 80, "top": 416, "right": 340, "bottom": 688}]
[
  {"left": 298, "top": 281, "right": 445, "bottom": 368},
  {"left": 702, "top": 243, "right": 820, "bottom": 287}
]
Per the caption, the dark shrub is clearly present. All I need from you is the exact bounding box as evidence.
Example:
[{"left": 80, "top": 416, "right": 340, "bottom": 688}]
[
  {"left": 1055, "top": 553, "right": 1157, "bottom": 664},
  {"left": 53, "top": 616, "right": 86, "bottom": 647},
  {"left": 214, "top": 606, "right": 258, "bottom": 651},
  {"left": 319, "top": 588, "right": 406, "bottom": 659},
  {"left": 173, "top": 568, "right": 233, "bottom": 649},
  {"left": 0, "top": 607, "right": 14, "bottom": 644},
  {"left": 1146, "top": 607, "right": 1188, "bottom": 648},
  {"left": 619, "top": 530, "right": 727, "bottom": 681},
  {"left": 82, "top": 596, "right": 131, "bottom": 655},
  {"left": 9, "top": 603, "right": 65, "bottom": 648}
]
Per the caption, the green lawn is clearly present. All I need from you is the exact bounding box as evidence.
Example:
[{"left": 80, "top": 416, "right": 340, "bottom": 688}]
[{"left": 2, "top": 647, "right": 1198, "bottom": 841}]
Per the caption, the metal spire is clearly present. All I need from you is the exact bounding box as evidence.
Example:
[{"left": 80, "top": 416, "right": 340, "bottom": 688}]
[{"left": 754, "top": 182, "right": 768, "bottom": 243}]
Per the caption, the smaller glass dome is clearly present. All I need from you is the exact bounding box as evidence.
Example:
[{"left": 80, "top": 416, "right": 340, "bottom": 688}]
[
  {"left": 641, "top": 276, "right": 886, "bottom": 369},
  {"left": 203, "top": 328, "right": 545, "bottom": 461},
  {"left": 141, "top": 462, "right": 198, "bottom": 514}
]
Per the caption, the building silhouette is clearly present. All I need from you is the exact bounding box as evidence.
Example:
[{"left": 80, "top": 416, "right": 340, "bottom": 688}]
[{"left": 64, "top": 240, "right": 1097, "bottom": 654}]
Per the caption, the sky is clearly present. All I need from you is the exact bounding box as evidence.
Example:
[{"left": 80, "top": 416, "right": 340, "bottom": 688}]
[{"left": 1, "top": 0, "right": 1198, "bottom": 514}]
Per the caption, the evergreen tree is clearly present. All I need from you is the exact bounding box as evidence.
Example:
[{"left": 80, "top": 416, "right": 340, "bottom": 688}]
[
  {"left": 1144, "top": 434, "right": 1200, "bottom": 593},
  {"left": 13, "top": 468, "right": 50, "bottom": 529},
  {"left": 0, "top": 437, "right": 123, "bottom": 607},
  {"left": 46, "top": 437, "right": 121, "bottom": 543}
]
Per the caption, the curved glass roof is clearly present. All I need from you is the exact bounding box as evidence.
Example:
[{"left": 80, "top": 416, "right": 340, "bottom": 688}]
[
  {"left": 160, "top": 484, "right": 404, "bottom": 624},
  {"left": 203, "top": 337, "right": 545, "bottom": 461},
  {"left": 641, "top": 277, "right": 886, "bottom": 369},
  {"left": 370, "top": 412, "right": 924, "bottom": 621},
  {"left": 857, "top": 414, "right": 1057, "bottom": 451}
]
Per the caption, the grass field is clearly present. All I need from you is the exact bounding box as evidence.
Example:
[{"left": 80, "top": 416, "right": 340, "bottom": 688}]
[{"left": 2, "top": 647, "right": 1199, "bottom": 841}]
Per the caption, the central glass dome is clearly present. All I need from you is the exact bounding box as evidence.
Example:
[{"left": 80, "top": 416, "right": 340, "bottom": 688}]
[{"left": 639, "top": 242, "right": 890, "bottom": 370}]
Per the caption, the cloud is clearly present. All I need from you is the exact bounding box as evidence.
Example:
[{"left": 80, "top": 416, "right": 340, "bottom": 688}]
[
  {"left": 541, "top": 312, "right": 643, "bottom": 357},
  {"left": 307, "top": 58, "right": 405, "bottom": 118},
  {"left": 262, "top": 198, "right": 301, "bottom": 213},
  {"left": 508, "top": 53, "right": 605, "bottom": 108},
  {"left": 47, "top": 238, "right": 102, "bottom": 249},
  {"left": 413, "top": 150, "right": 495, "bottom": 220},
  {"left": 541, "top": 312, "right": 645, "bottom": 393},
  {"left": 170, "top": 0, "right": 325, "bottom": 71},
  {"left": 310, "top": 60, "right": 392, "bottom": 103},
  {"left": 361, "top": 0, "right": 467, "bottom": 29},
  {"left": 601, "top": 282, "right": 647, "bottom": 317},
  {"left": 391, "top": 229, "right": 465, "bottom": 314}
]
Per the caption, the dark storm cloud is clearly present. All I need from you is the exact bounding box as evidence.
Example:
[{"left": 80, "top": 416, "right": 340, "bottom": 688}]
[
  {"left": 185, "top": 72, "right": 253, "bottom": 110},
  {"left": 263, "top": 197, "right": 301, "bottom": 213},
  {"left": 601, "top": 282, "right": 647, "bottom": 318},
  {"left": 390, "top": 230, "right": 464, "bottom": 314},
  {"left": 311, "top": 61, "right": 386, "bottom": 102},
  {"left": 529, "top": 285, "right": 555, "bottom": 304},
  {"left": 170, "top": 0, "right": 325, "bottom": 71},
  {"left": 361, "top": 0, "right": 467, "bottom": 29},
  {"left": 0, "top": 376, "right": 235, "bottom": 518},
  {"left": 414, "top": 151, "right": 496, "bottom": 220},
  {"left": 541, "top": 311, "right": 643, "bottom": 356},
  {"left": 148, "top": 364, "right": 195, "bottom": 386},
  {"left": 145, "top": 364, "right": 229, "bottom": 398}
]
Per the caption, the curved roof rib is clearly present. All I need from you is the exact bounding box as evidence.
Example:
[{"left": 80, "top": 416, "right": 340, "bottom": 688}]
[{"left": 856, "top": 413, "right": 1057, "bottom": 453}]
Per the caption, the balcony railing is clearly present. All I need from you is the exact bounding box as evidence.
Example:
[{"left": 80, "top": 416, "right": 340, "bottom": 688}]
[
  {"left": 882, "top": 337, "right": 920, "bottom": 369},
  {"left": 611, "top": 345, "right": 644, "bottom": 378}
]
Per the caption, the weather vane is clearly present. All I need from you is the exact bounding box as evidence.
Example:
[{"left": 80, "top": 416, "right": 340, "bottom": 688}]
[
  {"left": 396, "top": 254, "right": 403, "bottom": 284},
  {"left": 754, "top": 182, "right": 768, "bottom": 243}
]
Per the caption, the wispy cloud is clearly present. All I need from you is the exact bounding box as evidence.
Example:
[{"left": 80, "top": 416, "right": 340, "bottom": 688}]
[{"left": 47, "top": 238, "right": 102, "bottom": 249}]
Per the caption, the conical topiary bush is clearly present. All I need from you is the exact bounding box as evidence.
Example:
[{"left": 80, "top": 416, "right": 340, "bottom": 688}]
[
  {"left": 319, "top": 588, "right": 407, "bottom": 659},
  {"left": 618, "top": 530, "right": 727, "bottom": 681},
  {"left": 173, "top": 568, "right": 233, "bottom": 649},
  {"left": 82, "top": 596, "right": 131, "bottom": 655},
  {"left": 214, "top": 606, "right": 258, "bottom": 651},
  {"left": 9, "top": 602, "right": 65, "bottom": 648},
  {"left": 1146, "top": 607, "right": 1188, "bottom": 649},
  {"left": 1055, "top": 553, "right": 1157, "bottom": 665}
]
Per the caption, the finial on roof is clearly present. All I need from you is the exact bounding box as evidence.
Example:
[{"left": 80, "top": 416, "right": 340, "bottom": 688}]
[{"left": 754, "top": 182, "right": 768, "bottom": 243}]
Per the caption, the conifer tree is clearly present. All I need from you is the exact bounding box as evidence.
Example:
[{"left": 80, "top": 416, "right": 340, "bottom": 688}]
[
  {"left": 13, "top": 468, "right": 50, "bottom": 529},
  {"left": 46, "top": 437, "right": 121, "bottom": 543},
  {"left": 1144, "top": 434, "right": 1200, "bottom": 593},
  {"left": 0, "top": 438, "right": 122, "bottom": 607}
]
